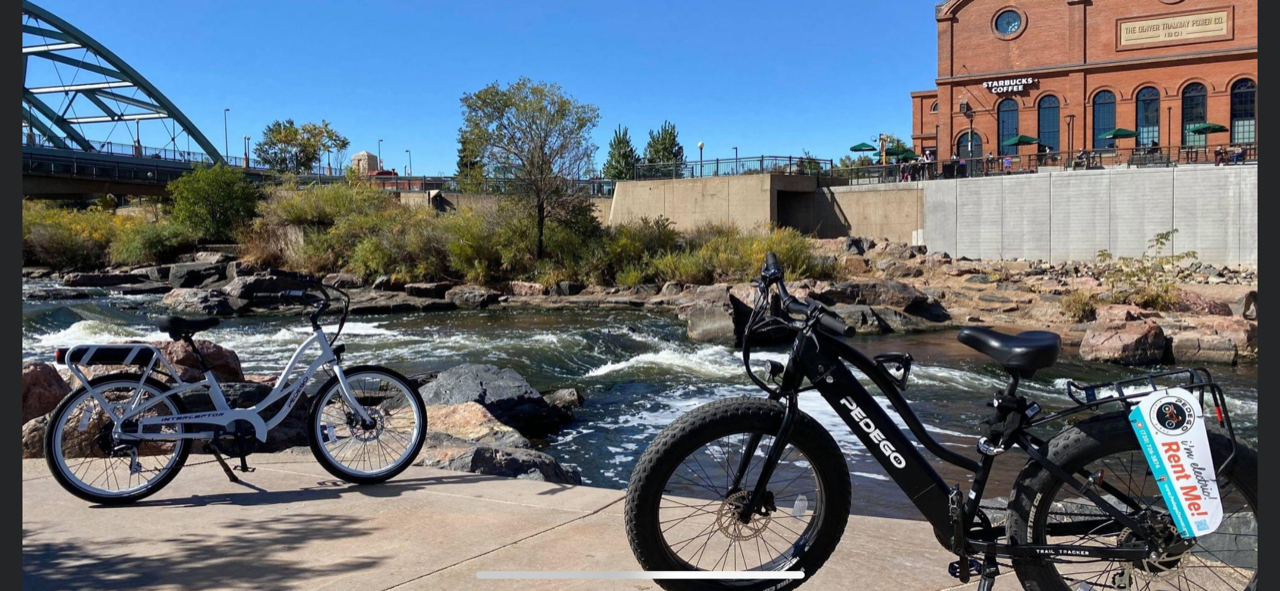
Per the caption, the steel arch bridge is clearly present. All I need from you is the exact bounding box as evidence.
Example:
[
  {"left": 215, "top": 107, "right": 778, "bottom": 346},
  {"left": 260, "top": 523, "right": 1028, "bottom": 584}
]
[{"left": 21, "top": 0, "right": 224, "bottom": 164}]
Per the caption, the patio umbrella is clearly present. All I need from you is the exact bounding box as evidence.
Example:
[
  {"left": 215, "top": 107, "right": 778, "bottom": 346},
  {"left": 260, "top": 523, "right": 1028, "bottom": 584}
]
[
  {"left": 884, "top": 145, "right": 909, "bottom": 157},
  {"left": 849, "top": 142, "right": 877, "bottom": 152},
  {"left": 1001, "top": 134, "right": 1040, "bottom": 147},
  {"left": 1187, "top": 122, "right": 1229, "bottom": 135},
  {"left": 1099, "top": 128, "right": 1139, "bottom": 139},
  {"left": 896, "top": 150, "right": 920, "bottom": 161}
]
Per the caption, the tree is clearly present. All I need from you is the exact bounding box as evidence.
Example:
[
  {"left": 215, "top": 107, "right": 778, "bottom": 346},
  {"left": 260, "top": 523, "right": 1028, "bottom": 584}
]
[
  {"left": 797, "top": 149, "right": 824, "bottom": 175},
  {"left": 457, "top": 77, "right": 600, "bottom": 260},
  {"left": 455, "top": 144, "right": 487, "bottom": 193},
  {"left": 254, "top": 119, "right": 348, "bottom": 173},
  {"left": 168, "top": 163, "right": 261, "bottom": 241},
  {"left": 644, "top": 121, "right": 685, "bottom": 177},
  {"left": 602, "top": 125, "right": 639, "bottom": 180}
]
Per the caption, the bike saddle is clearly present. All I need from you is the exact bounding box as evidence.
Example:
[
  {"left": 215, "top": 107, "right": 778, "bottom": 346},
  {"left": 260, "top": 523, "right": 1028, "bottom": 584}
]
[
  {"left": 156, "top": 315, "right": 221, "bottom": 338},
  {"left": 957, "top": 327, "right": 1060, "bottom": 378}
]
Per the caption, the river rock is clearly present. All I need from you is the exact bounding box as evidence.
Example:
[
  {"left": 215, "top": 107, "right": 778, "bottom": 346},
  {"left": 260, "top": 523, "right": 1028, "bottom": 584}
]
[
  {"left": 322, "top": 273, "right": 363, "bottom": 289},
  {"left": 23, "top": 361, "right": 69, "bottom": 423},
  {"left": 660, "top": 282, "right": 684, "bottom": 296},
  {"left": 22, "top": 415, "right": 49, "bottom": 459},
  {"left": 1174, "top": 290, "right": 1233, "bottom": 316},
  {"left": 446, "top": 285, "right": 501, "bottom": 309},
  {"left": 1080, "top": 321, "right": 1167, "bottom": 365},
  {"left": 876, "top": 259, "right": 923, "bottom": 279},
  {"left": 543, "top": 388, "right": 584, "bottom": 412},
  {"left": 24, "top": 287, "right": 106, "bottom": 301},
  {"left": 347, "top": 290, "right": 456, "bottom": 315},
  {"left": 554, "top": 281, "right": 585, "bottom": 296},
  {"left": 371, "top": 275, "right": 405, "bottom": 292},
  {"left": 168, "top": 262, "right": 227, "bottom": 289},
  {"left": 220, "top": 269, "right": 312, "bottom": 302},
  {"left": 414, "top": 432, "right": 582, "bottom": 485},
  {"left": 1170, "top": 331, "right": 1239, "bottom": 365},
  {"left": 1095, "top": 304, "right": 1161, "bottom": 324},
  {"left": 114, "top": 282, "right": 172, "bottom": 295},
  {"left": 62, "top": 272, "right": 146, "bottom": 287},
  {"left": 406, "top": 281, "right": 459, "bottom": 299},
  {"left": 1238, "top": 290, "right": 1257, "bottom": 320},
  {"left": 813, "top": 279, "right": 929, "bottom": 311},
  {"left": 191, "top": 251, "right": 234, "bottom": 264},
  {"left": 131, "top": 265, "right": 171, "bottom": 282},
  {"left": 843, "top": 236, "right": 875, "bottom": 255},
  {"left": 838, "top": 254, "right": 871, "bottom": 276},
  {"left": 155, "top": 339, "right": 244, "bottom": 382},
  {"left": 830, "top": 304, "right": 888, "bottom": 333},
  {"left": 162, "top": 288, "right": 236, "bottom": 316},
  {"left": 507, "top": 281, "right": 547, "bottom": 297},
  {"left": 427, "top": 402, "right": 530, "bottom": 448},
  {"left": 418, "top": 364, "right": 567, "bottom": 438}
]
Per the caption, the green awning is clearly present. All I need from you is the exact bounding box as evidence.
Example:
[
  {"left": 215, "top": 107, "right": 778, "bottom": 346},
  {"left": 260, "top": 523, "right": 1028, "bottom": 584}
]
[
  {"left": 1100, "top": 128, "right": 1138, "bottom": 139},
  {"left": 1187, "top": 122, "right": 1229, "bottom": 135},
  {"left": 849, "top": 142, "right": 877, "bottom": 152},
  {"left": 1001, "top": 134, "right": 1040, "bottom": 147}
]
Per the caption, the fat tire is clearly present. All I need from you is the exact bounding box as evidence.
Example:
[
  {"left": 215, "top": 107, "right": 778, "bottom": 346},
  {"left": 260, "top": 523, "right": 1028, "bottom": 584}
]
[
  {"left": 307, "top": 365, "right": 427, "bottom": 484},
  {"left": 624, "top": 397, "right": 851, "bottom": 591},
  {"left": 43, "top": 374, "right": 191, "bottom": 505},
  {"left": 1005, "top": 411, "right": 1258, "bottom": 591}
]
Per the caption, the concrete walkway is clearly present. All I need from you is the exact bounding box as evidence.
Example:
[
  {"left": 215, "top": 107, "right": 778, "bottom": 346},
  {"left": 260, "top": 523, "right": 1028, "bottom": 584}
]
[{"left": 22, "top": 456, "right": 1017, "bottom": 590}]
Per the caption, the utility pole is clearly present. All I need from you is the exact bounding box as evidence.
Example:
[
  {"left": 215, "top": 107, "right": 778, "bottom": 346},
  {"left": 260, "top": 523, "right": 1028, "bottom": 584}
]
[{"left": 223, "top": 108, "right": 230, "bottom": 160}]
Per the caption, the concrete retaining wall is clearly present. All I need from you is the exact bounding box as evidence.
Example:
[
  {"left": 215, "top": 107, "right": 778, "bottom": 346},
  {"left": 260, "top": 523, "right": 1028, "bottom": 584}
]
[
  {"left": 923, "top": 166, "right": 1257, "bottom": 266},
  {"left": 779, "top": 183, "right": 925, "bottom": 244}
]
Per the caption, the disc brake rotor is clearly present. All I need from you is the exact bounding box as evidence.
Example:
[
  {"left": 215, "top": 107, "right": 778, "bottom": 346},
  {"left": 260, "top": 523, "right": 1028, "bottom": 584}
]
[{"left": 716, "top": 491, "right": 772, "bottom": 542}]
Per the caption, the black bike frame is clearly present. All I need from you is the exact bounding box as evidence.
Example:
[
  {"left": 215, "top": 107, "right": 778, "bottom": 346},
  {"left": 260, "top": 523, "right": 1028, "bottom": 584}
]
[{"left": 748, "top": 325, "right": 1155, "bottom": 561}]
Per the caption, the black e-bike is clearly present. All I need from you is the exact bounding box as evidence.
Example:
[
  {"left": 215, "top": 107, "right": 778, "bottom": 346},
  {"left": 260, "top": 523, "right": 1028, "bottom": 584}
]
[{"left": 625, "top": 254, "right": 1257, "bottom": 591}]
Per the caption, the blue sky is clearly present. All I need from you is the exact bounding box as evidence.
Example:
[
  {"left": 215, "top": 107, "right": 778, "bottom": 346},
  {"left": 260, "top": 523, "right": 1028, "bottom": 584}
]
[{"left": 34, "top": 0, "right": 940, "bottom": 175}]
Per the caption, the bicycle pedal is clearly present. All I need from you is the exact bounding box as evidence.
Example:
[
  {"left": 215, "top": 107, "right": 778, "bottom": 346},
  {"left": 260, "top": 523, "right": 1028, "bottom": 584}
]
[{"left": 947, "top": 558, "right": 982, "bottom": 579}]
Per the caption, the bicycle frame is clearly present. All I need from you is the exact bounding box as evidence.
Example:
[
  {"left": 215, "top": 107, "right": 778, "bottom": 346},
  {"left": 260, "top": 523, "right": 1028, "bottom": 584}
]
[
  {"left": 63, "top": 327, "right": 371, "bottom": 444},
  {"left": 748, "top": 326, "right": 1161, "bottom": 562}
]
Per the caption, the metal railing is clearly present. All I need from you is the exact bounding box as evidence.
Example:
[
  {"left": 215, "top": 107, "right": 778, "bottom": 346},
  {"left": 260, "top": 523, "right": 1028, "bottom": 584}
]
[
  {"left": 22, "top": 151, "right": 192, "bottom": 184},
  {"left": 305, "top": 174, "right": 616, "bottom": 197},
  {"left": 23, "top": 133, "right": 340, "bottom": 176},
  {"left": 634, "top": 155, "right": 835, "bottom": 180}
]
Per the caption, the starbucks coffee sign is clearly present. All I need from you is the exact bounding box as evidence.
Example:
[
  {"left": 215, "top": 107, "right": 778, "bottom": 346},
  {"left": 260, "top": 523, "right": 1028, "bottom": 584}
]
[{"left": 984, "top": 77, "right": 1037, "bottom": 94}]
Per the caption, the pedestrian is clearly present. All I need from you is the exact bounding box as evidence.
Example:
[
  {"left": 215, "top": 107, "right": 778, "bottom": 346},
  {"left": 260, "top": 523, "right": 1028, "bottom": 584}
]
[
  {"left": 1230, "top": 145, "right": 1245, "bottom": 165},
  {"left": 1214, "top": 145, "right": 1227, "bottom": 166}
]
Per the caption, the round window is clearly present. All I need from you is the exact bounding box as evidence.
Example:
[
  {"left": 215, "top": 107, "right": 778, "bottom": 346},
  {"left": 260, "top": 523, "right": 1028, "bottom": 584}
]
[{"left": 995, "top": 10, "right": 1023, "bottom": 35}]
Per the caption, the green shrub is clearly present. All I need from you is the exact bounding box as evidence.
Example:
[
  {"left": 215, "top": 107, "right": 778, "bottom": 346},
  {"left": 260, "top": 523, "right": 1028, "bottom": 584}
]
[
  {"left": 1096, "top": 230, "right": 1195, "bottom": 311},
  {"left": 614, "top": 264, "right": 647, "bottom": 288},
  {"left": 1059, "top": 290, "right": 1097, "bottom": 322},
  {"left": 439, "top": 207, "right": 507, "bottom": 283},
  {"left": 110, "top": 221, "right": 199, "bottom": 265},
  {"left": 22, "top": 202, "right": 125, "bottom": 269},
  {"left": 258, "top": 180, "right": 388, "bottom": 227},
  {"left": 651, "top": 251, "right": 713, "bottom": 285},
  {"left": 168, "top": 164, "right": 261, "bottom": 241}
]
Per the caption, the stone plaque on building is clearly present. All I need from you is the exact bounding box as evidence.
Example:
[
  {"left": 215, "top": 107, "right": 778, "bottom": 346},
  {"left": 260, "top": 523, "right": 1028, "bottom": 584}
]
[{"left": 1118, "top": 7, "right": 1233, "bottom": 50}]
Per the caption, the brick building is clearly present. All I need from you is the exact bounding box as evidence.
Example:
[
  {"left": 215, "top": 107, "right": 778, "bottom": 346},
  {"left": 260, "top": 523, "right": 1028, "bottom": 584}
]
[{"left": 910, "top": 0, "right": 1258, "bottom": 163}]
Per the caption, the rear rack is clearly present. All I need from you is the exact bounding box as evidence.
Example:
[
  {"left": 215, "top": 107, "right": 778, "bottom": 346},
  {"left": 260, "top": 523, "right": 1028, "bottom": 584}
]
[{"left": 1062, "top": 368, "right": 1239, "bottom": 476}]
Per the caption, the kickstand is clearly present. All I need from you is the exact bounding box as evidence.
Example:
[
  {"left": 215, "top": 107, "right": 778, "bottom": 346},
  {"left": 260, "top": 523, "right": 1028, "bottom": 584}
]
[{"left": 208, "top": 445, "right": 240, "bottom": 483}]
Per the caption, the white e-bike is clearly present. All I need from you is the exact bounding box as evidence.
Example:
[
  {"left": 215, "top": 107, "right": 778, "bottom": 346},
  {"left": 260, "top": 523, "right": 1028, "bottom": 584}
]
[{"left": 45, "top": 282, "right": 427, "bottom": 504}]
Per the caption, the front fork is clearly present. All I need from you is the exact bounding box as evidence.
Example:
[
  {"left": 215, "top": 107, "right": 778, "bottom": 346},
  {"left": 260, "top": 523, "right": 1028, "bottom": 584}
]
[
  {"left": 330, "top": 364, "right": 373, "bottom": 424},
  {"left": 731, "top": 390, "right": 799, "bottom": 523}
]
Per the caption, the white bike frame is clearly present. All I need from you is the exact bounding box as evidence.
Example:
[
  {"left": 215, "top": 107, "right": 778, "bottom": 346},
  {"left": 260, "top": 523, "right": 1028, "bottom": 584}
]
[{"left": 62, "top": 328, "right": 372, "bottom": 444}]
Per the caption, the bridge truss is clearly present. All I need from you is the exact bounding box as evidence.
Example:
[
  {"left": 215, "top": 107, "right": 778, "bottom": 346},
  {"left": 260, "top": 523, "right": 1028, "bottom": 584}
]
[{"left": 21, "top": 1, "right": 224, "bottom": 163}]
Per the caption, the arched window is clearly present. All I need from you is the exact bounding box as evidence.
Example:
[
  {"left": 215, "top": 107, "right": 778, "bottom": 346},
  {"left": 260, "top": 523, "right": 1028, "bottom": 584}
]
[
  {"left": 1093, "top": 90, "right": 1117, "bottom": 150},
  {"left": 1181, "top": 83, "right": 1208, "bottom": 147},
  {"left": 1231, "top": 79, "right": 1257, "bottom": 144},
  {"left": 1038, "top": 95, "right": 1060, "bottom": 153},
  {"left": 930, "top": 101, "right": 938, "bottom": 113},
  {"left": 956, "top": 132, "right": 982, "bottom": 159},
  {"left": 1136, "top": 87, "right": 1161, "bottom": 147},
  {"left": 997, "top": 99, "right": 1019, "bottom": 156}
]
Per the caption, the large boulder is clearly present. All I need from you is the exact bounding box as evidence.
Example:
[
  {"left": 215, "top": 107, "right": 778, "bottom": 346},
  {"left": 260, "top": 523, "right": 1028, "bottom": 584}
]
[
  {"left": 347, "top": 290, "right": 456, "bottom": 315},
  {"left": 22, "top": 415, "right": 49, "bottom": 459},
  {"left": 154, "top": 339, "right": 244, "bottom": 382},
  {"left": 507, "top": 281, "right": 547, "bottom": 297},
  {"left": 829, "top": 304, "right": 888, "bottom": 334},
  {"left": 427, "top": 402, "right": 530, "bottom": 448},
  {"left": 23, "top": 361, "right": 69, "bottom": 423},
  {"left": 168, "top": 262, "right": 227, "bottom": 289},
  {"left": 813, "top": 279, "right": 929, "bottom": 311},
  {"left": 220, "top": 269, "right": 312, "bottom": 302},
  {"left": 418, "top": 364, "right": 567, "bottom": 438},
  {"left": 1080, "top": 321, "right": 1167, "bottom": 365},
  {"left": 1184, "top": 317, "right": 1257, "bottom": 356},
  {"left": 1170, "top": 331, "right": 1239, "bottom": 365},
  {"left": 445, "top": 285, "right": 501, "bottom": 309},
  {"left": 322, "top": 273, "right": 363, "bottom": 289},
  {"left": 1095, "top": 304, "right": 1161, "bottom": 324},
  {"left": 1174, "top": 290, "right": 1233, "bottom": 316},
  {"left": 543, "top": 388, "right": 584, "bottom": 413},
  {"left": 415, "top": 433, "right": 582, "bottom": 485},
  {"left": 162, "top": 288, "right": 236, "bottom": 316},
  {"left": 62, "top": 272, "right": 146, "bottom": 287},
  {"left": 405, "top": 281, "right": 459, "bottom": 299}
]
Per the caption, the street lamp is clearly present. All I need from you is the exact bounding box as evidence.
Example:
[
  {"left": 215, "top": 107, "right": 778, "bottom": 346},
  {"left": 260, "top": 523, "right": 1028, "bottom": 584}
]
[
  {"left": 405, "top": 149, "right": 412, "bottom": 176},
  {"left": 733, "top": 146, "right": 738, "bottom": 175},
  {"left": 1066, "top": 114, "right": 1076, "bottom": 155},
  {"left": 697, "top": 142, "right": 705, "bottom": 177},
  {"left": 223, "top": 108, "right": 230, "bottom": 161},
  {"left": 243, "top": 135, "right": 250, "bottom": 167},
  {"left": 377, "top": 139, "right": 384, "bottom": 171}
]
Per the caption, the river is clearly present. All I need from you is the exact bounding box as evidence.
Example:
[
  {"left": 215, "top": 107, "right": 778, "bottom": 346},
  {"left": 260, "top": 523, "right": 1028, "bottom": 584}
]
[{"left": 23, "top": 280, "right": 1258, "bottom": 520}]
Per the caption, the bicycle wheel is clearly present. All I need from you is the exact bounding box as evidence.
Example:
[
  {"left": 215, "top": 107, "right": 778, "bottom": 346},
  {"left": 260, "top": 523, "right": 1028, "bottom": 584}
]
[
  {"left": 1007, "top": 412, "right": 1258, "bottom": 591},
  {"left": 625, "top": 397, "right": 851, "bottom": 591},
  {"left": 308, "top": 365, "right": 426, "bottom": 484},
  {"left": 44, "top": 375, "right": 190, "bottom": 505}
]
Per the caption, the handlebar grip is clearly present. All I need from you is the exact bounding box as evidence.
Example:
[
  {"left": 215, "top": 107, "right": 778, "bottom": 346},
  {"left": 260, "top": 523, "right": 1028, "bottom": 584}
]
[
  {"left": 818, "top": 311, "right": 856, "bottom": 337},
  {"left": 765, "top": 252, "right": 779, "bottom": 269}
]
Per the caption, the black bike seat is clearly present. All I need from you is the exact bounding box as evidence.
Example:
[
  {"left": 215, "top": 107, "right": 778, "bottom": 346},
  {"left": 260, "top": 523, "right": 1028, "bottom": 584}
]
[
  {"left": 957, "top": 327, "right": 1060, "bottom": 377},
  {"left": 156, "top": 315, "right": 221, "bottom": 337}
]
